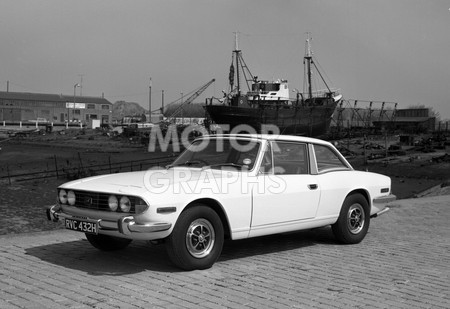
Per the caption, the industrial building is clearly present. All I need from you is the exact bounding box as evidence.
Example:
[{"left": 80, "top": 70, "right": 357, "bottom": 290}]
[
  {"left": 373, "top": 108, "right": 436, "bottom": 133},
  {"left": 0, "top": 91, "right": 112, "bottom": 126}
]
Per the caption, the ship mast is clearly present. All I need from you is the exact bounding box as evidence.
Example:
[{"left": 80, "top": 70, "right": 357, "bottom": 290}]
[
  {"left": 304, "top": 33, "right": 313, "bottom": 100},
  {"left": 234, "top": 32, "right": 241, "bottom": 97},
  {"left": 228, "top": 32, "right": 255, "bottom": 102}
]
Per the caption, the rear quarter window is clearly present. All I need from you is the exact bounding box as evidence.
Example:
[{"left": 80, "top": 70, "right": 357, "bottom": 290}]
[{"left": 313, "top": 144, "right": 349, "bottom": 173}]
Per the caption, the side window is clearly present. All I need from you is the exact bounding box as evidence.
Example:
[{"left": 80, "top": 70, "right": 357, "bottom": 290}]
[
  {"left": 271, "top": 141, "right": 308, "bottom": 175},
  {"left": 314, "top": 144, "right": 348, "bottom": 172}
]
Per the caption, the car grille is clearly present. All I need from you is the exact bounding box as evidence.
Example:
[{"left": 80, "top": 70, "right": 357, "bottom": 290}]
[
  {"left": 74, "top": 191, "right": 109, "bottom": 211},
  {"left": 70, "top": 190, "right": 136, "bottom": 213}
]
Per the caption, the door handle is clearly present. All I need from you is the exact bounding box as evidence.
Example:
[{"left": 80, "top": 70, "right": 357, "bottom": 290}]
[{"left": 308, "top": 184, "right": 318, "bottom": 190}]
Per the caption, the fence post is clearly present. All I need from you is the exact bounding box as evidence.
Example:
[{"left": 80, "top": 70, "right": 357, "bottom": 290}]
[
  {"left": 54, "top": 155, "right": 59, "bottom": 178},
  {"left": 7, "top": 165, "right": 11, "bottom": 185},
  {"left": 78, "top": 152, "right": 84, "bottom": 175}
]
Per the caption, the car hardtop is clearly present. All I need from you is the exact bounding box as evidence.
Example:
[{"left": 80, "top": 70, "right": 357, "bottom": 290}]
[{"left": 196, "top": 134, "right": 334, "bottom": 147}]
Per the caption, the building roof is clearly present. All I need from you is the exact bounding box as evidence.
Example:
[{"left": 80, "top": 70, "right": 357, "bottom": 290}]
[{"left": 0, "top": 91, "right": 112, "bottom": 105}]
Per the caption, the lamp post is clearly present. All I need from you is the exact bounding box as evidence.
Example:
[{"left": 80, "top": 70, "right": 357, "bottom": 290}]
[
  {"left": 149, "top": 78, "right": 152, "bottom": 123},
  {"left": 180, "top": 92, "right": 184, "bottom": 123},
  {"left": 72, "top": 83, "right": 80, "bottom": 123}
]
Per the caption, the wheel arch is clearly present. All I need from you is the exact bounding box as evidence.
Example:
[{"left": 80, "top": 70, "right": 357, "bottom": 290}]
[
  {"left": 183, "top": 198, "right": 232, "bottom": 240},
  {"left": 346, "top": 189, "right": 371, "bottom": 209}
]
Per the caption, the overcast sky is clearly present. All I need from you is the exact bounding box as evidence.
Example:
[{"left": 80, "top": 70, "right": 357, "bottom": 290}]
[{"left": 1, "top": 0, "right": 449, "bottom": 119}]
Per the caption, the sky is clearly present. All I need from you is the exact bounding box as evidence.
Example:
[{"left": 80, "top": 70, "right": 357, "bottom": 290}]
[{"left": 1, "top": 0, "right": 450, "bottom": 120}]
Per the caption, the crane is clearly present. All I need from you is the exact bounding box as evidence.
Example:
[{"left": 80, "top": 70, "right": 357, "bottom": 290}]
[{"left": 165, "top": 79, "right": 215, "bottom": 119}]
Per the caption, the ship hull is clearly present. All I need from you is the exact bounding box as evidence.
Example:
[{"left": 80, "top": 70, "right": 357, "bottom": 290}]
[{"left": 205, "top": 100, "right": 337, "bottom": 136}]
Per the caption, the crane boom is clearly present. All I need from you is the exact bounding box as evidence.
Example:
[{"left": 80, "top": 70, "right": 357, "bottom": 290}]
[{"left": 167, "top": 79, "right": 215, "bottom": 119}]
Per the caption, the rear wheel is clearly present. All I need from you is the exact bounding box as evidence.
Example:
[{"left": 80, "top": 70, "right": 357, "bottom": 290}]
[
  {"left": 166, "top": 205, "right": 224, "bottom": 270},
  {"left": 85, "top": 233, "right": 132, "bottom": 251},
  {"left": 332, "top": 193, "right": 370, "bottom": 244}
]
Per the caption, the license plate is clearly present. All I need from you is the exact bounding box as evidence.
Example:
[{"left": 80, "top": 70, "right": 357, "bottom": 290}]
[{"left": 65, "top": 218, "right": 99, "bottom": 235}]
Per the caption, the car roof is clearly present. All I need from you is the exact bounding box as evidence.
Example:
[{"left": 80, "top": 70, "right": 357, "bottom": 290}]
[{"left": 201, "top": 134, "right": 333, "bottom": 147}]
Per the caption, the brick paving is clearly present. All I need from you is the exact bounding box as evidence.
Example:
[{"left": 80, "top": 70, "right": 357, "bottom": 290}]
[{"left": 0, "top": 195, "right": 449, "bottom": 308}]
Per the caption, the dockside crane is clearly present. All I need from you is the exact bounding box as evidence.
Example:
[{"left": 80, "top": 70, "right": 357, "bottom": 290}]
[{"left": 165, "top": 79, "right": 215, "bottom": 120}]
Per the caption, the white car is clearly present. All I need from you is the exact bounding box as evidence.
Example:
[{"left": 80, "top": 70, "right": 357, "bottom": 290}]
[{"left": 47, "top": 134, "right": 395, "bottom": 270}]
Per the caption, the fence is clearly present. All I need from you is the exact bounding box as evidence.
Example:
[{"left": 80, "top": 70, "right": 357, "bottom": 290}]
[{"left": 0, "top": 155, "right": 175, "bottom": 184}]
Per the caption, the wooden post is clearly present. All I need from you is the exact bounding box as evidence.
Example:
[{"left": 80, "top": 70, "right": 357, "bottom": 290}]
[
  {"left": 385, "top": 132, "right": 388, "bottom": 160},
  {"left": 363, "top": 135, "right": 367, "bottom": 166},
  {"left": 7, "top": 165, "right": 11, "bottom": 185},
  {"left": 78, "top": 152, "right": 84, "bottom": 175},
  {"left": 54, "top": 155, "right": 59, "bottom": 178}
]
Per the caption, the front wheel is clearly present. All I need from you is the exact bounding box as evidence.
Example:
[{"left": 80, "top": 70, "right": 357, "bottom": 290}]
[
  {"left": 166, "top": 205, "right": 224, "bottom": 270},
  {"left": 332, "top": 193, "right": 370, "bottom": 244},
  {"left": 85, "top": 233, "right": 132, "bottom": 251}
]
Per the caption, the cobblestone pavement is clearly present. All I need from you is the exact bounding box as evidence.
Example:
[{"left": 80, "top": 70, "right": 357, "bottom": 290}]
[
  {"left": 1, "top": 196, "right": 449, "bottom": 309},
  {"left": 0, "top": 178, "right": 66, "bottom": 235}
]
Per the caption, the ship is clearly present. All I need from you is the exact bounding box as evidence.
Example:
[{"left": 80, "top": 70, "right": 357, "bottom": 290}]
[{"left": 204, "top": 33, "right": 342, "bottom": 136}]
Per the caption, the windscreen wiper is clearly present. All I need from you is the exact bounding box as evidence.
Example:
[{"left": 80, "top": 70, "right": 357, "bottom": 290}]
[
  {"left": 204, "top": 163, "right": 245, "bottom": 170},
  {"left": 166, "top": 160, "right": 205, "bottom": 169}
]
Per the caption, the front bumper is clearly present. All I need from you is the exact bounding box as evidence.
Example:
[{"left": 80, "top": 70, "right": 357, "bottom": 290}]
[{"left": 46, "top": 204, "right": 172, "bottom": 236}]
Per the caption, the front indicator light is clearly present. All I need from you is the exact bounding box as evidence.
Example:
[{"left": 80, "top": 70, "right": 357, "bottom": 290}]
[
  {"left": 59, "top": 190, "right": 68, "bottom": 204},
  {"left": 120, "top": 196, "right": 131, "bottom": 213},
  {"left": 67, "top": 190, "right": 76, "bottom": 205},
  {"left": 108, "top": 195, "right": 119, "bottom": 211},
  {"left": 135, "top": 198, "right": 149, "bottom": 214}
]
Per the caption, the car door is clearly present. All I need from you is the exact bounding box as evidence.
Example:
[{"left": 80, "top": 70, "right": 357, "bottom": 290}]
[
  {"left": 251, "top": 141, "right": 321, "bottom": 230},
  {"left": 311, "top": 143, "right": 354, "bottom": 218}
]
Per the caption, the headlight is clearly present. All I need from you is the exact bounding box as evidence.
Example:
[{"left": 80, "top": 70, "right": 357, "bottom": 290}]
[
  {"left": 108, "top": 195, "right": 118, "bottom": 212},
  {"left": 120, "top": 196, "right": 131, "bottom": 213},
  {"left": 59, "top": 189, "right": 68, "bottom": 204},
  {"left": 67, "top": 191, "right": 76, "bottom": 205}
]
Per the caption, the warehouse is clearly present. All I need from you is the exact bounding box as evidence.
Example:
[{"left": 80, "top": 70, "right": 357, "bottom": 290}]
[
  {"left": 0, "top": 91, "right": 112, "bottom": 126},
  {"left": 373, "top": 108, "right": 436, "bottom": 134}
]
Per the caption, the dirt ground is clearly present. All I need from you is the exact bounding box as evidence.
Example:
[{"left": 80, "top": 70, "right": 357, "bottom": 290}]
[{"left": 1, "top": 130, "right": 449, "bottom": 235}]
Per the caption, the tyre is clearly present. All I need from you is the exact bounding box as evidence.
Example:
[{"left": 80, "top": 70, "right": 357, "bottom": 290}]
[
  {"left": 85, "top": 233, "right": 132, "bottom": 251},
  {"left": 166, "top": 205, "right": 224, "bottom": 270},
  {"left": 332, "top": 193, "right": 370, "bottom": 244}
]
